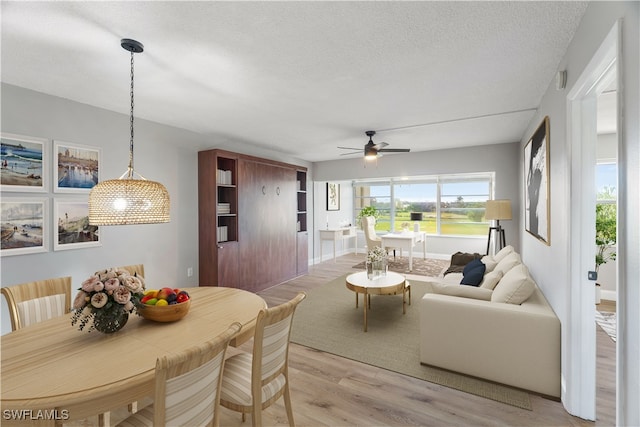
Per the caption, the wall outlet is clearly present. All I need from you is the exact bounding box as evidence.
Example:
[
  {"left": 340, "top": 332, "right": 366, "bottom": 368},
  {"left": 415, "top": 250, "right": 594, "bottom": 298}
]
[{"left": 187, "top": 267, "right": 193, "bottom": 278}]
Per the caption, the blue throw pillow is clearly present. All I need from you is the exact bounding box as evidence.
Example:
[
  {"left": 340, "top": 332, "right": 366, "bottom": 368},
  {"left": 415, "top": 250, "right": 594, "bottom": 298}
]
[
  {"left": 462, "top": 258, "right": 484, "bottom": 276},
  {"left": 460, "top": 264, "right": 486, "bottom": 287}
]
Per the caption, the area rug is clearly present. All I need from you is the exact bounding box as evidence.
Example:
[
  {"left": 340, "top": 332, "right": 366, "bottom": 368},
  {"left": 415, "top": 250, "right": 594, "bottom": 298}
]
[
  {"left": 352, "top": 256, "right": 450, "bottom": 277},
  {"left": 291, "top": 274, "right": 532, "bottom": 410},
  {"left": 596, "top": 311, "right": 617, "bottom": 342}
]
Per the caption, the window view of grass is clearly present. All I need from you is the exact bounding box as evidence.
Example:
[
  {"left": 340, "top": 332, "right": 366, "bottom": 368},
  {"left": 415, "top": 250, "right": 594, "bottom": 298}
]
[{"left": 355, "top": 174, "right": 493, "bottom": 237}]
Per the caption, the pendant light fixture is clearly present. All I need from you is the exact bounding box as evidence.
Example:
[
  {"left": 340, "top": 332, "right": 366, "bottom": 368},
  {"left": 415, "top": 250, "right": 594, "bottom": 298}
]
[{"left": 89, "top": 39, "right": 170, "bottom": 225}]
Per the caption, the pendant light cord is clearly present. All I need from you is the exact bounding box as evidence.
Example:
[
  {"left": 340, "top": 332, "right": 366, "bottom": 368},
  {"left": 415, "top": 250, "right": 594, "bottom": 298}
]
[{"left": 128, "top": 50, "right": 135, "bottom": 178}]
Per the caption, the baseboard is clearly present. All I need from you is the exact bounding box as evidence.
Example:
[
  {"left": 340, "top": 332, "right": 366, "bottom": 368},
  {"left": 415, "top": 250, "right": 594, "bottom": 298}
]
[{"left": 601, "top": 290, "right": 617, "bottom": 301}]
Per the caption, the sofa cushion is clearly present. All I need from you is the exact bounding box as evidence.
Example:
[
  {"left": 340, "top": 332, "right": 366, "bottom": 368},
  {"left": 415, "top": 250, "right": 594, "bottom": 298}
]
[
  {"left": 481, "top": 255, "right": 498, "bottom": 272},
  {"left": 491, "top": 264, "right": 535, "bottom": 304},
  {"left": 479, "top": 269, "right": 503, "bottom": 290},
  {"left": 493, "top": 245, "right": 515, "bottom": 263},
  {"left": 460, "top": 260, "right": 486, "bottom": 286},
  {"left": 494, "top": 252, "right": 521, "bottom": 276}
]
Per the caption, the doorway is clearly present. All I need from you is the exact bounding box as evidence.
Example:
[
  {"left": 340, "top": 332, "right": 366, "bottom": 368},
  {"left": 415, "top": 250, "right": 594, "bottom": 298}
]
[{"left": 566, "top": 21, "right": 620, "bottom": 421}]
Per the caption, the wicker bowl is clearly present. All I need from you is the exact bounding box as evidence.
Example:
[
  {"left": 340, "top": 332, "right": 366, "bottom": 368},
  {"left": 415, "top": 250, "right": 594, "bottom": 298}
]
[{"left": 138, "top": 299, "right": 191, "bottom": 322}]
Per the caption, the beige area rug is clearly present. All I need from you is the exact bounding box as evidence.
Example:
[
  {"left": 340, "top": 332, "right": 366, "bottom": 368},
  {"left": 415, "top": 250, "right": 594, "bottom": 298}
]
[
  {"left": 291, "top": 274, "right": 533, "bottom": 410},
  {"left": 352, "top": 256, "right": 450, "bottom": 277}
]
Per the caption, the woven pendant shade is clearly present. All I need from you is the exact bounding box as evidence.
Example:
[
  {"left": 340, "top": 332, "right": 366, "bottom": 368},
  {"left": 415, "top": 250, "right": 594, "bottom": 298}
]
[
  {"left": 88, "top": 38, "right": 170, "bottom": 226},
  {"left": 89, "top": 178, "right": 170, "bottom": 225}
]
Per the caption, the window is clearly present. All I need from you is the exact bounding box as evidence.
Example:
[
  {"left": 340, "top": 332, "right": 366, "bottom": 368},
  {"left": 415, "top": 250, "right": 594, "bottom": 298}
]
[{"left": 354, "top": 173, "right": 493, "bottom": 237}]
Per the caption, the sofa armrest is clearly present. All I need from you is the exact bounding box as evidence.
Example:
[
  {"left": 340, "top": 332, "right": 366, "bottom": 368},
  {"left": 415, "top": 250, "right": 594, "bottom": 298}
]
[
  {"left": 427, "top": 281, "right": 493, "bottom": 301},
  {"left": 419, "top": 293, "right": 561, "bottom": 397}
]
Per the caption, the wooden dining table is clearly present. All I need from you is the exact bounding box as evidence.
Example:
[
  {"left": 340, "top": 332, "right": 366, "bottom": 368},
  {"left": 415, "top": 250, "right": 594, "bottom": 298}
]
[{"left": 1, "top": 286, "right": 266, "bottom": 426}]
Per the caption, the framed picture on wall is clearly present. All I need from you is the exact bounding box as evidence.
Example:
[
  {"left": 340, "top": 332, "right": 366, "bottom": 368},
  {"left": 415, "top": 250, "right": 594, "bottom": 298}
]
[
  {"left": 53, "top": 141, "right": 101, "bottom": 193},
  {"left": 54, "top": 199, "right": 100, "bottom": 251},
  {"left": 0, "top": 133, "right": 48, "bottom": 192},
  {"left": 524, "top": 116, "right": 551, "bottom": 245},
  {"left": 0, "top": 198, "right": 49, "bottom": 256},
  {"left": 326, "top": 182, "right": 340, "bottom": 211}
]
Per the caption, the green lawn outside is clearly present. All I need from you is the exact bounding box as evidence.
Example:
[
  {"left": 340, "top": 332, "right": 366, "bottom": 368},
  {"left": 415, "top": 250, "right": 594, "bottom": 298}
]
[{"left": 374, "top": 212, "right": 489, "bottom": 236}]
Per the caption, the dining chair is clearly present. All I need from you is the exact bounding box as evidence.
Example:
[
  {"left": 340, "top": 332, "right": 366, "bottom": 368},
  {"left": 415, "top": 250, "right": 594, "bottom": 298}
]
[
  {"left": 1, "top": 276, "right": 71, "bottom": 331},
  {"left": 116, "top": 322, "right": 242, "bottom": 427},
  {"left": 361, "top": 216, "right": 396, "bottom": 257},
  {"left": 220, "top": 292, "right": 306, "bottom": 427},
  {"left": 116, "top": 264, "right": 145, "bottom": 278}
]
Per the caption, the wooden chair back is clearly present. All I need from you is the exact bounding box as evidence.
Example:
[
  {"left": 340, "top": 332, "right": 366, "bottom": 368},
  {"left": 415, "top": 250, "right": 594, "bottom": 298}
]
[
  {"left": 117, "top": 322, "right": 242, "bottom": 427},
  {"left": 1, "top": 276, "right": 72, "bottom": 331},
  {"left": 116, "top": 264, "right": 145, "bottom": 278}
]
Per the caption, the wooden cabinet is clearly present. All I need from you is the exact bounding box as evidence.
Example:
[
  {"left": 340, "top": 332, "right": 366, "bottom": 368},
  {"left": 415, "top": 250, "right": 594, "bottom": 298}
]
[
  {"left": 198, "top": 150, "right": 239, "bottom": 287},
  {"left": 296, "top": 170, "right": 308, "bottom": 275},
  {"left": 199, "top": 149, "right": 307, "bottom": 291}
]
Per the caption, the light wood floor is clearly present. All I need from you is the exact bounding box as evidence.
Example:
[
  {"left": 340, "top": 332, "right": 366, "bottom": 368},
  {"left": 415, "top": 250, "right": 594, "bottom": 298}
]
[{"left": 75, "top": 253, "right": 616, "bottom": 426}]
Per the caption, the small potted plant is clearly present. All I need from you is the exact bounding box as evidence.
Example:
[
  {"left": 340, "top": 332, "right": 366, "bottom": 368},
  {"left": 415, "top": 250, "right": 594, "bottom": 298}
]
[{"left": 356, "top": 206, "right": 378, "bottom": 228}]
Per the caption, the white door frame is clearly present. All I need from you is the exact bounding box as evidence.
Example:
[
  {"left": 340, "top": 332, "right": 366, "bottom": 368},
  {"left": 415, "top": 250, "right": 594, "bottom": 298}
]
[{"left": 565, "top": 21, "right": 620, "bottom": 420}]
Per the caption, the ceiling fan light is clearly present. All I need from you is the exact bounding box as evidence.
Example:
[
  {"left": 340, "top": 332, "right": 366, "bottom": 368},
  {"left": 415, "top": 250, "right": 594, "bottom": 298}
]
[{"left": 89, "top": 178, "right": 170, "bottom": 225}]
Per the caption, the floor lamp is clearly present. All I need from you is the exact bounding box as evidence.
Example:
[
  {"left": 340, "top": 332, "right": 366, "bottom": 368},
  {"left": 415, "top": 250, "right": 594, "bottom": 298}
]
[{"left": 485, "top": 199, "right": 512, "bottom": 255}]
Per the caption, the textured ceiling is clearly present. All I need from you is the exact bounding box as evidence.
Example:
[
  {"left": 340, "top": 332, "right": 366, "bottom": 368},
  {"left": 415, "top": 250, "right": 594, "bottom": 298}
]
[{"left": 1, "top": 1, "right": 589, "bottom": 162}]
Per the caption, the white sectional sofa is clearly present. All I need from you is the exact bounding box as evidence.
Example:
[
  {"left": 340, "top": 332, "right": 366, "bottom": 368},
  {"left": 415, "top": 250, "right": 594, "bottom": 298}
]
[{"left": 419, "top": 246, "right": 561, "bottom": 398}]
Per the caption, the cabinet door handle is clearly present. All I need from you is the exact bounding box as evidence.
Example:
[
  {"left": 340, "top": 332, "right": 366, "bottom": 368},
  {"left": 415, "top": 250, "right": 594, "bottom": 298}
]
[
  {"left": 262, "top": 185, "right": 266, "bottom": 195},
  {"left": 276, "top": 186, "right": 280, "bottom": 195}
]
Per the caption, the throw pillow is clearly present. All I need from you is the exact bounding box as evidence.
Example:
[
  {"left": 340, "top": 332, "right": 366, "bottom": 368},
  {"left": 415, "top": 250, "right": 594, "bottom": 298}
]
[
  {"left": 479, "top": 269, "right": 503, "bottom": 290},
  {"left": 460, "top": 262, "right": 486, "bottom": 287},
  {"left": 491, "top": 264, "right": 535, "bottom": 304},
  {"left": 481, "top": 255, "right": 498, "bottom": 272},
  {"left": 494, "top": 252, "right": 522, "bottom": 276},
  {"left": 462, "top": 258, "right": 484, "bottom": 276},
  {"left": 493, "top": 245, "right": 515, "bottom": 263},
  {"left": 443, "top": 252, "right": 483, "bottom": 276}
]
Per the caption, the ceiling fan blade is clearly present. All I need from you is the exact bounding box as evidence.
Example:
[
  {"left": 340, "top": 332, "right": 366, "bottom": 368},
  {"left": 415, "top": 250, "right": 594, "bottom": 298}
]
[
  {"left": 378, "top": 148, "right": 411, "bottom": 153},
  {"left": 372, "top": 142, "right": 389, "bottom": 150},
  {"left": 337, "top": 146, "right": 361, "bottom": 151}
]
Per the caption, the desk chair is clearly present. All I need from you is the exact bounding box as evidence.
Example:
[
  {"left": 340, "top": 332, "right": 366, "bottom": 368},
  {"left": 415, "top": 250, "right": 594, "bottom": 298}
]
[
  {"left": 1, "top": 276, "right": 71, "bottom": 331},
  {"left": 220, "top": 292, "right": 306, "bottom": 427},
  {"left": 117, "top": 322, "right": 242, "bottom": 427},
  {"left": 361, "top": 216, "right": 397, "bottom": 257}
]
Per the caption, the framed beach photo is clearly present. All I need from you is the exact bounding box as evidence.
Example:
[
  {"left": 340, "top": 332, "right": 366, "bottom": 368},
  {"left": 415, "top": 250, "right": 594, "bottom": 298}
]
[
  {"left": 54, "top": 141, "right": 101, "bottom": 193},
  {"left": 326, "top": 182, "right": 340, "bottom": 211},
  {"left": 54, "top": 199, "right": 100, "bottom": 251},
  {"left": 0, "top": 198, "right": 49, "bottom": 256},
  {"left": 0, "top": 133, "right": 48, "bottom": 192},
  {"left": 524, "top": 116, "right": 550, "bottom": 245}
]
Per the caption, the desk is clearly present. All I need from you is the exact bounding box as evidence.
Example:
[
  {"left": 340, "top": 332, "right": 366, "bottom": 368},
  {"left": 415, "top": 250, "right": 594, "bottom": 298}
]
[
  {"left": 381, "top": 231, "right": 426, "bottom": 271},
  {"left": 319, "top": 227, "right": 357, "bottom": 262},
  {"left": 1, "top": 287, "right": 266, "bottom": 426}
]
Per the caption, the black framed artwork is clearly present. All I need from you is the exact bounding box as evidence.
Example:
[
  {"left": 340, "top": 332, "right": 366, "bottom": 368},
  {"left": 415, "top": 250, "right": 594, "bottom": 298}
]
[
  {"left": 524, "top": 116, "right": 550, "bottom": 245},
  {"left": 326, "top": 182, "right": 340, "bottom": 211}
]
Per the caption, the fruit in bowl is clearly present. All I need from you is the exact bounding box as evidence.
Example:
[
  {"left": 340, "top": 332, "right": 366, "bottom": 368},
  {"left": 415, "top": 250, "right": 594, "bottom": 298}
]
[{"left": 138, "top": 288, "right": 191, "bottom": 322}]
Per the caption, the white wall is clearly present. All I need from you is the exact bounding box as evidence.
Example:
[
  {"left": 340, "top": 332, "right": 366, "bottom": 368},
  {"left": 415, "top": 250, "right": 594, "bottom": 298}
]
[
  {"left": 312, "top": 142, "right": 521, "bottom": 257},
  {"left": 518, "top": 2, "right": 639, "bottom": 423},
  {"left": 0, "top": 84, "right": 311, "bottom": 335}
]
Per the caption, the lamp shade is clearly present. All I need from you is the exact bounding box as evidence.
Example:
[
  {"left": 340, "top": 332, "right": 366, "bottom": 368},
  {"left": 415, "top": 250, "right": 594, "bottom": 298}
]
[
  {"left": 410, "top": 212, "right": 424, "bottom": 221},
  {"left": 485, "top": 199, "right": 512, "bottom": 221},
  {"left": 89, "top": 178, "right": 170, "bottom": 225}
]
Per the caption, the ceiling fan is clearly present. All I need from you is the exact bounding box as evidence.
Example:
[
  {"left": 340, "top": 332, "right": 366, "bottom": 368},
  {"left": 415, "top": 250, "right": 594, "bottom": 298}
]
[{"left": 338, "top": 130, "right": 410, "bottom": 159}]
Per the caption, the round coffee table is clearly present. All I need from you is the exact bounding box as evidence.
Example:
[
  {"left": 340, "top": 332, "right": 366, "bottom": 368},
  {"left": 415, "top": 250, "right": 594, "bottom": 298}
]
[{"left": 345, "top": 271, "right": 410, "bottom": 332}]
